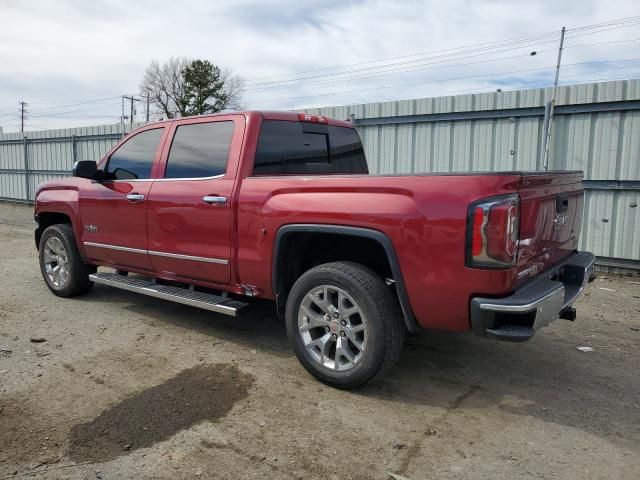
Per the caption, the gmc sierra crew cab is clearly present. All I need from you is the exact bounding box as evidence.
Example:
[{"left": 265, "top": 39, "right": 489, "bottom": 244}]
[{"left": 34, "top": 110, "right": 595, "bottom": 388}]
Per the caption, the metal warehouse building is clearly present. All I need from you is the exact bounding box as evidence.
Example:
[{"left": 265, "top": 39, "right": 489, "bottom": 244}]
[{"left": 1, "top": 79, "right": 639, "bottom": 270}]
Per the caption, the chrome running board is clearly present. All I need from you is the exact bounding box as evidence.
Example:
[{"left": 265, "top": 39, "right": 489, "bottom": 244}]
[{"left": 89, "top": 272, "right": 248, "bottom": 317}]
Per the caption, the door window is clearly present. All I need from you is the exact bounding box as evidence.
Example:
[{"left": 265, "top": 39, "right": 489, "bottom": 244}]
[
  {"left": 105, "top": 128, "right": 164, "bottom": 180},
  {"left": 164, "top": 121, "right": 235, "bottom": 179}
]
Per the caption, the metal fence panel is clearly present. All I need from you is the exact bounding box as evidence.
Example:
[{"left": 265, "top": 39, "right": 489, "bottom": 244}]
[{"left": 1, "top": 80, "right": 639, "bottom": 268}]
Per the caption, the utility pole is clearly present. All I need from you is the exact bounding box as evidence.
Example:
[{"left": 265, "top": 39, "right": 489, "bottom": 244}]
[
  {"left": 122, "top": 95, "right": 141, "bottom": 133},
  {"left": 121, "top": 96, "right": 125, "bottom": 137},
  {"left": 145, "top": 92, "right": 150, "bottom": 122},
  {"left": 19, "top": 101, "right": 27, "bottom": 133},
  {"left": 542, "top": 26, "right": 566, "bottom": 171}
]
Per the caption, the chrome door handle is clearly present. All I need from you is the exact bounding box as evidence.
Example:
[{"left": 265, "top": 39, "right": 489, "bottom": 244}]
[
  {"left": 126, "top": 193, "right": 145, "bottom": 202},
  {"left": 202, "top": 195, "right": 227, "bottom": 205}
]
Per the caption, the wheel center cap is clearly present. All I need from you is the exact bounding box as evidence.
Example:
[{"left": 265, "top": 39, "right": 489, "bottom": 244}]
[{"left": 329, "top": 320, "right": 340, "bottom": 334}]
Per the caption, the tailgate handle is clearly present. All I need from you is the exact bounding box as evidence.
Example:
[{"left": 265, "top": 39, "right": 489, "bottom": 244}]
[{"left": 556, "top": 195, "right": 569, "bottom": 213}]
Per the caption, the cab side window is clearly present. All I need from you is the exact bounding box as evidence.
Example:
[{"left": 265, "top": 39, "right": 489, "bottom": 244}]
[
  {"left": 105, "top": 128, "right": 164, "bottom": 180},
  {"left": 164, "top": 121, "right": 235, "bottom": 179}
]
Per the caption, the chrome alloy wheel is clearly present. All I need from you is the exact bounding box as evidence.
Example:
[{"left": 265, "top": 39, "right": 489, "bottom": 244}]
[
  {"left": 298, "top": 285, "right": 368, "bottom": 371},
  {"left": 43, "top": 236, "right": 69, "bottom": 289}
]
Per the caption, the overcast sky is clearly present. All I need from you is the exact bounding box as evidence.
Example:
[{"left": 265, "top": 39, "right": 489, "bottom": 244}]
[{"left": 0, "top": 0, "right": 638, "bottom": 132}]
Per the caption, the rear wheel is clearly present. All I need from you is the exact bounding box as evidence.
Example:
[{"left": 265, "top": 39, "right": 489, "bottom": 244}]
[
  {"left": 39, "top": 224, "right": 95, "bottom": 297},
  {"left": 285, "top": 261, "right": 405, "bottom": 389}
]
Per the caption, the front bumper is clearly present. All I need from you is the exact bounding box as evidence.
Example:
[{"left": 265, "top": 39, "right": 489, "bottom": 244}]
[{"left": 470, "top": 251, "right": 595, "bottom": 342}]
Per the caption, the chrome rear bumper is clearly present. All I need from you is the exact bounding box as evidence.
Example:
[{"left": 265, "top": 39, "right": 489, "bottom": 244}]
[{"left": 470, "top": 251, "right": 595, "bottom": 342}]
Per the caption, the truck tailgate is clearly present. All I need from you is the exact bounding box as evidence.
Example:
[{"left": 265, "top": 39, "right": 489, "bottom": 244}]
[{"left": 516, "top": 171, "right": 584, "bottom": 284}]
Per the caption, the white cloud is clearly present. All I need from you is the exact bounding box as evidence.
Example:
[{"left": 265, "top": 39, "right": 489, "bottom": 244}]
[{"left": 0, "top": 0, "right": 638, "bottom": 132}]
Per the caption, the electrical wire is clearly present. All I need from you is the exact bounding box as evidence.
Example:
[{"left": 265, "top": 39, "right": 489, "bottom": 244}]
[
  {"left": 245, "top": 15, "right": 640, "bottom": 88},
  {"left": 247, "top": 59, "right": 640, "bottom": 106}
]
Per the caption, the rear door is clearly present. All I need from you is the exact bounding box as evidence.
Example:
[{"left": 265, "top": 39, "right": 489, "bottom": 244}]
[
  {"left": 516, "top": 171, "right": 584, "bottom": 284},
  {"left": 145, "top": 115, "right": 245, "bottom": 285},
  {"left": 80, "top": 126, "right": 168, "bottom": 271}
]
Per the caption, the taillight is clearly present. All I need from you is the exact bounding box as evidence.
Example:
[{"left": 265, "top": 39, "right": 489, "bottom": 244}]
[
  {"left": 466, "top": 194, "right": 519, "bottom": 268},
  {"left": 297, "top": 113, "right": 328, "bottom": 124}
]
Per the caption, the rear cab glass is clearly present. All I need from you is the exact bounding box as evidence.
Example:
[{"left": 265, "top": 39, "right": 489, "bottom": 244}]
[{"left": 253, "top": 120, "right": 368, "bottom": 175}]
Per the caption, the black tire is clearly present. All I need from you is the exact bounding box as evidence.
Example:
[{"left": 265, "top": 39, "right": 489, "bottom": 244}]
[
  {"left": 285, "top": 261, "right": 405, "bottom": 389},
  {"left": 38, "top": 223, "right": 95, "bottom": 297}
]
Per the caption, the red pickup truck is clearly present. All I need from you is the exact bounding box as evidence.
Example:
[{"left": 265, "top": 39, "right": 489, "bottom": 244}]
[{"left": 34, "top": 111, "right": 594, "bottom": 388}]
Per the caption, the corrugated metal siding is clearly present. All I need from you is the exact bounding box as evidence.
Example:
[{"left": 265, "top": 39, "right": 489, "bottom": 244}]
[
  {"left": 0, "top": 122, "right": 142, "bottom": 201},
  {"left": 1, "top": 80, "right": 638, "bottom": 266},
  {"left": 306, "top": 79, "right": 640, "bottom": 264}
]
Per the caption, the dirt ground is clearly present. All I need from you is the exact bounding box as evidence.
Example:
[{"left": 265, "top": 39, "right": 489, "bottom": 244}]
[{"left": 0, "top": 202, "right": 639, "bottom": 480}]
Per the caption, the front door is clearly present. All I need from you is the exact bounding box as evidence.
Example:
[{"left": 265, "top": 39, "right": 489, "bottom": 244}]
[
  {"left": 146, "top": 116, "right": 244, "bottom": 285},
  {"left": 80, "top": 126, "right": 167, "bottom": 271}
]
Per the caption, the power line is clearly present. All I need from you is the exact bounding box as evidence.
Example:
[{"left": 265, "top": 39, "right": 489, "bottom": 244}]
[
  {"left": 246, "top": 31, "right": 561, "bottom": 83},
  {"left": 244, "top": 24, "right": 640, "bottom": 93},
  {"left": 245, "top": 15, "right": 640, "bottom": 88},
  {"left": 245, "top": 15, "right": 640, "bottom": 83},
  {"left": 247, "top": 59, "right": 640, "bottom": 106},
  {"left": 27, "top": 96, "right": 122, "bottom": 110}
]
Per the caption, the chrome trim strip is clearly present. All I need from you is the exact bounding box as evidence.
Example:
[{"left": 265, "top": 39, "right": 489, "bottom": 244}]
[
  {"left": 104, "top": 174, "right": 225, "bottom": 183},
  {"left": 83, "top": 242, "right": 228, "bottom": 265},
  {"left": 83, "top": 242, "right": 147, "bottom": 254},
  {"left": 147, "top": 250, "right": 228, "bottom": 265},
  {"left": 153, "top": 174, "right": 225, "bottom": 182},
  {"left": 479, "top": 286, "right": 565, "bottom": 313}
]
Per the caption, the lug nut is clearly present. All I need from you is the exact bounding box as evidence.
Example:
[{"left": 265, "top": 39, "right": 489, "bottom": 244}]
[
  {"left": 333, "top": 312, "right": 340, "bottom": 319},
  {"left": 331, "top": 334, "right": 337, "bottom": 340},
  {"left": 340, "top": 331, "right": 346, "bottom": 337},
  {"left": 324, "top": 314, "right": 331, "bottom": 321},
  {"left": 340, "top": 320, "right": 347, "bottom": 326}
]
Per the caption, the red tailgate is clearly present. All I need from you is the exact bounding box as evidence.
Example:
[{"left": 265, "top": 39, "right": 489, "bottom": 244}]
[{"left": 516, "top": 171, "right": 584, "bottom": 284}]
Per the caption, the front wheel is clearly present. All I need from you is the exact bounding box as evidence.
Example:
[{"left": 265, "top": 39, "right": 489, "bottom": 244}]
[
  {"left": 285, "top": 261, "right": 406, "bottom": 389},
  {"left": 39, "top": 224, "right": 95, "bottom": 297}
]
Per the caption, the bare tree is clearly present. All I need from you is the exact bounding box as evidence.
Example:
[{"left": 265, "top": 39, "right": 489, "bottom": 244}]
[
  {"left": 220, "top": 68, "right": 246, "bottom": 111},
  {"left": 140, "top": 58, "right": 245, "bottom": 119},
  {"left": 140, "top": 57, "right": 190, "bottom": 119}
]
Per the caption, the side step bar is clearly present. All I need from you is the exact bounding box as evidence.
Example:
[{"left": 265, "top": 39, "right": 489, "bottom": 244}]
[{"left": 89, "top": 272, "right": 249, "bottom": 317}]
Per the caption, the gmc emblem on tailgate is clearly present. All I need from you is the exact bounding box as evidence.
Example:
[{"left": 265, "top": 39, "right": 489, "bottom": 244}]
[{"left": 553, "top": 213, "right": 568, "bottom": 230}]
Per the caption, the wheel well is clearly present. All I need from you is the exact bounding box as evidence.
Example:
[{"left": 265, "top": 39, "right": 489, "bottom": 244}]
[
  {"left": 276, "top": 232, "right": 393, "bottom": 294},
  {"left": 274, "top": 231, "right": 393, "bottom": 316},
  {"left": 272, "top": 225, "right": 421, "bottom": 333},
  {"left": 35, "top": 212, "right": 72, "bottom": 247}
]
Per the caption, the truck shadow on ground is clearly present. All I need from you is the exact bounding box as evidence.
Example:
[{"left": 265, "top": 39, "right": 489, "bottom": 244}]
[{"left": 80, "top": 285, "right": 639, "bottom": 453}]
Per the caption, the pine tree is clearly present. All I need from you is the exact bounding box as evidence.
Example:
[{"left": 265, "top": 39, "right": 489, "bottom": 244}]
[{"left": 183, "top": 60, "right": 229, "bottom": 115}]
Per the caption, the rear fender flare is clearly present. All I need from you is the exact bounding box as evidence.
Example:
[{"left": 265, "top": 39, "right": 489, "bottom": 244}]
[{"left": 272, "top": 224, "right": 420, "bottom": 333}]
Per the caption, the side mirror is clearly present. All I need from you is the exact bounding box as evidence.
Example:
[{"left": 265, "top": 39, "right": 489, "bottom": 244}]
[{"left": 73, "top": 160, "right": 98, "bottom": 180}]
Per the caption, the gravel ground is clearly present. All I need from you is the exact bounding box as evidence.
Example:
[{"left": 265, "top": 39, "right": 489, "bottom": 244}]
[{"left": 1, "top": 201, "right": 639, "bottom": 480}]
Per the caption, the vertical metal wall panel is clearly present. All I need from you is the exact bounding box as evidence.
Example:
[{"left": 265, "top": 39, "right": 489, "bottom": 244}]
[
  {"left": 0, "top": 173, "right": 26, "bottom": 200},
  {"left": 581, "top": 190, "right": 614, "bottom": 258},
  {"left": 379, "top": 125, "right": 397, "bottom": 174},
  {"left": 611, "top": 191, "right": 640, "bottom": 260},
  {"left": 619, "top": 111, "right": 640, "bottom": 181},
  {"left": 395, "top": 124, "right": 414, "bottom": 173},
  {"left": 413, "top": 123, "right": 432, "bottom": 173},
  {"left": 451, "top": 121, "right": 472, "bottom": 172},
  {"left": 470, "top": 120, "right": 494, "bottom": 172},
  {"left": 515, "top": 117, "right": 542, "bottom": 171}
]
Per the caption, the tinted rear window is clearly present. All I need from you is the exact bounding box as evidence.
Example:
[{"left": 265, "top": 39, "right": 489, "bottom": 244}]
[
  {"left": 253, "top": 120, "right": 367, "bottom": 175},
  {"left": 164, "top": 121, "right": 234, "bottom": 179}
]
